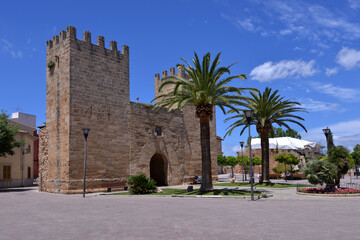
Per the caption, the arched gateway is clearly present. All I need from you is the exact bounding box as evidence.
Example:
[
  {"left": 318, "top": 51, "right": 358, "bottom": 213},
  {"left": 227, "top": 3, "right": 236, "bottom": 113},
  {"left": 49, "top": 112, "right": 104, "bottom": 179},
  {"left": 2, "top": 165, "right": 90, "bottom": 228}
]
[{"left": 150, "top": 153, "right": 167, "bottom": 186}]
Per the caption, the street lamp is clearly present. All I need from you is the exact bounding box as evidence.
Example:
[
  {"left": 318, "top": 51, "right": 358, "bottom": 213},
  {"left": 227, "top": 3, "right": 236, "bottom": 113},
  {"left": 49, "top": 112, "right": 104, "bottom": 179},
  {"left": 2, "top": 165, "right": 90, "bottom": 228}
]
[
  {"left": 322, "top": 127, "right": 330, "bottom": 138},
  {"left": 240, "top": 141, "right": 245, "bottom": 182},
  {"left": 322, "top": 127, "right": 330, "bottom": 153},
  {"left": 82, "top": 128, "right": 90, "bottom": 198},
  {"left": 244, "top": 109, "right": 254, "bottom": 201}
]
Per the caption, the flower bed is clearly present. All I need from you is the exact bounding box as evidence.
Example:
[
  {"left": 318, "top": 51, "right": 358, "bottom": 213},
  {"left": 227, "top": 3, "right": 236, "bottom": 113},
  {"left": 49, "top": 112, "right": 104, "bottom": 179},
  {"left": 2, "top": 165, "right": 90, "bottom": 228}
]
[
  {"left": 298, "top": 187, "right": 360, "bottom": 194},
  {"left": 269, "top": 173, "right": 281, "bottom": 179},
  {"left": 286, "top": 173, "right": 305, "bottom": 180}
]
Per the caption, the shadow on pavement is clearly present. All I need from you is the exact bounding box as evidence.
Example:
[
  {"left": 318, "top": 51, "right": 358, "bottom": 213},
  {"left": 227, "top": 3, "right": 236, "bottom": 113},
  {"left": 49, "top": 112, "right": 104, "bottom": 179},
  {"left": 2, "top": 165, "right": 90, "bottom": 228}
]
[{"left": 0, "top": 185, "right": 38, "bottom": 192}]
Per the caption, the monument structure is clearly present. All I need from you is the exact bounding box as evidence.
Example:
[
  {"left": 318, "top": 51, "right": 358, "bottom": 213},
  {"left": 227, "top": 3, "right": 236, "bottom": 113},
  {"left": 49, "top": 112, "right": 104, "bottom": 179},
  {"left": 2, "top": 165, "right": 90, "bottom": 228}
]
[{"left": 39, "top": 26, "right": 218, "bottom": 193}]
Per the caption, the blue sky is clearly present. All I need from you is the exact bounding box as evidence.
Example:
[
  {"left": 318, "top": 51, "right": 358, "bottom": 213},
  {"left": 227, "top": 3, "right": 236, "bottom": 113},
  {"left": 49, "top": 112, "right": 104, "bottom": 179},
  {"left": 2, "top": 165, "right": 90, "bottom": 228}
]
[{"left": 1, "top": 0, "right": 359, "bottom": 155}]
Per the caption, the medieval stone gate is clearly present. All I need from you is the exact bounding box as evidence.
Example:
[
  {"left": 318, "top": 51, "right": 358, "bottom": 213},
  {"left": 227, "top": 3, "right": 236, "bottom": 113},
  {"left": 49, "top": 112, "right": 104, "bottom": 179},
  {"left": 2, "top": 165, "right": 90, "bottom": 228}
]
[{"left": 39, "top": 26, "right": 218, "bottom": 193}]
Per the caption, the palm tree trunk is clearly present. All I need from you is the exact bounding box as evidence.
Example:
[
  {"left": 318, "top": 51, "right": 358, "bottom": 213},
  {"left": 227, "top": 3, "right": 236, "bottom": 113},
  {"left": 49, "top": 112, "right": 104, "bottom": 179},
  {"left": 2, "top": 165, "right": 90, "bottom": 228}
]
[
  {"left": 199, "top": 117, "right": 213, "bottom": 191},
  {"left": 261, "top": 134, "right": 271, "bottom": 183},
  {"left": 336, "top": 173, "right": 341, "bottom": 188}
]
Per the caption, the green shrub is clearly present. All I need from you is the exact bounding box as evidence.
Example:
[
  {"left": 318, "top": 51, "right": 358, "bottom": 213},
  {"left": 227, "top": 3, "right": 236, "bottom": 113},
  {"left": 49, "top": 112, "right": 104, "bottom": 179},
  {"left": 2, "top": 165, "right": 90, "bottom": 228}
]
[
  {"left": 272, "top": 164, "right": 286, "bottom": 174},
  {"left": 127, "top": 174, "right": 157, "bottom": 194},
  {"left": 47, "top": 60, "right": 55, "bottom": 69}
]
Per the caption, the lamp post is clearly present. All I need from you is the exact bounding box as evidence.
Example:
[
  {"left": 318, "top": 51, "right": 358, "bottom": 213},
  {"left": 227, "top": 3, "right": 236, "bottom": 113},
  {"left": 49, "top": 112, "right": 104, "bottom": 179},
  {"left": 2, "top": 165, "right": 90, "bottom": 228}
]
[
  {"left": 82, "top": 128, "right": 90, "bottom": 198},
  {"left": 240, "top": 141, "right": 245, "bottom": 182},
  {"left": 322, "top": 127, "right": 330, "bottom": 153},
  {"left": 244, "top": 109, "right": 254, "bottom": 201}
]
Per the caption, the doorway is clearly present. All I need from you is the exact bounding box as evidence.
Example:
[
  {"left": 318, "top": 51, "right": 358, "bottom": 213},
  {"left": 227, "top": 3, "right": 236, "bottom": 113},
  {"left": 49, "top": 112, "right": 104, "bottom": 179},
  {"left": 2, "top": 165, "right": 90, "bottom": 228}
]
[{"left": 150, "top": 153, "right": 167, "bottom": 186}]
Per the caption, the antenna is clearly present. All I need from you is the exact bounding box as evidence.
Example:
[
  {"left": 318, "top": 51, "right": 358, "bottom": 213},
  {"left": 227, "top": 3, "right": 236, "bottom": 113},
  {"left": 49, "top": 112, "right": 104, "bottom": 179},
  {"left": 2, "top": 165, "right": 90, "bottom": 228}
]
[{"left": 15, "top": 106, "right": 22, "bottom": 112}]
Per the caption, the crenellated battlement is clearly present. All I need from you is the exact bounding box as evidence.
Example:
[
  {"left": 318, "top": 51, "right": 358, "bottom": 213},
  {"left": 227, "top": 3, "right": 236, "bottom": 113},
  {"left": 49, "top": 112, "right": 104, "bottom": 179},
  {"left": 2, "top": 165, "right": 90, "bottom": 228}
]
[
  {"left": 154, "top": 65, "right": 189, "bottom": 83},
  {"left": 46, "top": 26, "right": 129, "bottom": 56},
  {"left": 154, "top": 65, "right": 190, "bottom": 103}
]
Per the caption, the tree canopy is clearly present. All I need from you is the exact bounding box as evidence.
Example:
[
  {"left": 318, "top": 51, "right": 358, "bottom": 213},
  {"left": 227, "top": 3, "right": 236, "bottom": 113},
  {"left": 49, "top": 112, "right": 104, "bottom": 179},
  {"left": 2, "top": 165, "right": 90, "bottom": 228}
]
[
  {"left": 217, "top": 155, "right": 227, "bottom": 167},
  {"left": 251, "top": 127, "right": 302, "bottom": 140},
  {"left": 351, "top": 144, "right": 360, "bottom": 170},
  {"left": 274, "top": 153, "right": 300, "bottom": 167},
  {"left": 226, "top": 156, "right": 239, "bottom": 167},
  {"left": 328, "top": 146, "right": 350, "bottom": 187},
  {"left": 0, "top": 111, "right": 23, "bottom": 157},
  {"left": 269, "top": 127, "right": 301, "bottom": 139},
  {"left": 236, "top": 155, "right": 261, "bottom": 168}
]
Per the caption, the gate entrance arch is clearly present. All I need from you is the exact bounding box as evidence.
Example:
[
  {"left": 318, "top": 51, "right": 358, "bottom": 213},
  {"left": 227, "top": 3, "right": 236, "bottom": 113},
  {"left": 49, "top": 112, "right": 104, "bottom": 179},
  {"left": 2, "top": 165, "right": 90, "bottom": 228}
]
[{"left": 150, "top": 153, "right": 167, "bottom": 186}]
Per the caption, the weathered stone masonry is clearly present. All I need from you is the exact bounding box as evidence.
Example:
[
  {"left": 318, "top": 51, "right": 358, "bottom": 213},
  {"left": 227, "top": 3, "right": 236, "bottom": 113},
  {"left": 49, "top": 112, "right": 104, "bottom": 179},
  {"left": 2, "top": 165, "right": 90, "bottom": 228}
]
[{"left": 39, "top": 26, "right": 218, "bottom": 193}]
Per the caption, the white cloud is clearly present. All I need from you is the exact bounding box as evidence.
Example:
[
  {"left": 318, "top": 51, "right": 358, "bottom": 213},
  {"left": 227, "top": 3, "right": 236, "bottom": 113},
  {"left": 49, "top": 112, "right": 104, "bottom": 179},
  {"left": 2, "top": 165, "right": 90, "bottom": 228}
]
[
  {"left": 300, "top": 98, "right": 339, "bottom": 112},
  {"left": 237, "top": 18, "right": 255, "bottom": 31},
  {"left": 220, "top": 13, "right": 262, "bottom": 33},
  {"left": 261, "top": 31, "right": 272, "bottom": 37},
  {"left": 221, "top": 142, "right": 241, "bottom": 157},
  {"left": 349, "top": 0, "right": 360, "bottom": 10},
  {"left": 279, "top": 29, "right": 292, "bottom": 35},
  {"left": 294, "top": 46, "right": 304, "bottom": 51},
  {"left": 11, "top": 51, "right": 23, "bottom": 58},
  {"left": 1, "top": 39, "right": 12, "bottom": 51},
  {"left": 325, "top": 67, "right": 338, "bottom": 76},
  {"left": 232, "top": 145, "right": 241, "bottom": 153},
  {"left": 336, "top": 47, "right": 360, "bottom": 70},
  {"left": 1, "top": 39, "right": 23, "bottom": 59},
  {"left": 222, "top": 1, "right": 360, "bottom": 46},
  {"left": 309, "top": 5, "right": 360, "bottom": 39},
  {"left": 301, "top": 119, "right": 360, "bottom": 150},
  {"left": 310, "top": 82, "right": 360, "bottom": 102},
  {"left": 283, "top": 86, "right": 293, "bottom": 91},
  {"left": 250, "top": 59, "right": 317, "bottom": 82},
  {"left": 310, "top": 49, "right": 324, "bottom": 56}
]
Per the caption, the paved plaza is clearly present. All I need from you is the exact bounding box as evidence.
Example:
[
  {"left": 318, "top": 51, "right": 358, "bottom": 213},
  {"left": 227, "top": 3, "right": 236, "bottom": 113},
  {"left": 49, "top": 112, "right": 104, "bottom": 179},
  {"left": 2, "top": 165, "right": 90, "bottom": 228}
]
[{"left": 2, "top": 177, "right": 360, "bottom": 240}]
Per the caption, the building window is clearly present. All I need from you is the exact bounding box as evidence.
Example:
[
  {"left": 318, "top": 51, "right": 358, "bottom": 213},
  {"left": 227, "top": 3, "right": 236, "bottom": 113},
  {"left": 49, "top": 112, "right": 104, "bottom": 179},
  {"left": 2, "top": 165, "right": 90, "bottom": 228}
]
[
  {"left": 155, "top": 126, "right": 162, "bottom": 136},
  {"left": 3, "top": 166, "right": 11, "bottom": 180},
  {"left": 28, "top": 167, "right": 31, "bottom": 179},
  {"left": 24, "top": 144, "right": 31, "bottom": 154}
]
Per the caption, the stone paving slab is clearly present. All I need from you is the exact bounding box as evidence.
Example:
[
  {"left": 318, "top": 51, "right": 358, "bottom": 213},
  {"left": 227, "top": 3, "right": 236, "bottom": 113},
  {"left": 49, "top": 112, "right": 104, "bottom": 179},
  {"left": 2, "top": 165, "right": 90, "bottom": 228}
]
[{"left": 1, "top": 186, "right": 360, "bottom": 240}]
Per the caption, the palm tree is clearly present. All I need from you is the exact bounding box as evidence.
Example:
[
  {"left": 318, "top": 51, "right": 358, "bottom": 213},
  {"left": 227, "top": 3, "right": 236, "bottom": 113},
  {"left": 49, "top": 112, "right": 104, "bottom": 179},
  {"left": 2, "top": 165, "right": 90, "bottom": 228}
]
[
  {"left": 304, "top": 158, "right": 337, "bottom": 191},
  {"left": 225, "top": 87, "right": 307, "bottom": 183},
  {"left": 153, "top": 52, "right": 255, "bottom": 191}
]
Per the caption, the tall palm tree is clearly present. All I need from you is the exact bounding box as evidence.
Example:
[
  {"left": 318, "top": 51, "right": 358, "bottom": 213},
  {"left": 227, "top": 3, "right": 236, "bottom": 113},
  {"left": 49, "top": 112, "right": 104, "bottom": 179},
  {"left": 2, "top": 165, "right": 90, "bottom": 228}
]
[
  {"left": 153, "top": 52, "right": 255, "bottom": 191},
  {"left": 225, "top": 87, "right": 307, "bottom": 183}
]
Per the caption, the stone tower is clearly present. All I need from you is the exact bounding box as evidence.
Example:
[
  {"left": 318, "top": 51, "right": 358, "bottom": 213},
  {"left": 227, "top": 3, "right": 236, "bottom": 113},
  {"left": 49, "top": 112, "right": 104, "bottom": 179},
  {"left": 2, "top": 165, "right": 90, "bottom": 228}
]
[{"left": 44, "top": 26, "right": 130, "bottom": 192}]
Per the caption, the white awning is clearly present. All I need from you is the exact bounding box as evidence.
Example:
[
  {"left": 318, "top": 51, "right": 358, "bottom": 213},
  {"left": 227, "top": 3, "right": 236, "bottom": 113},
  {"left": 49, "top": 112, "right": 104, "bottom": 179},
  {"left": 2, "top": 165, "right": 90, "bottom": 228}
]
[{"left": 250, "top": 137, "right": 316, "bottom": 150}]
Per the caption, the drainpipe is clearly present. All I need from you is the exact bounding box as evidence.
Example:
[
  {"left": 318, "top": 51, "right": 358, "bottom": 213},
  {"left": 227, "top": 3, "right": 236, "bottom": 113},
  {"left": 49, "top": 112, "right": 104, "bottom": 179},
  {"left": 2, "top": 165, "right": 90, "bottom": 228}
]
[{"left": 20, "top": 134, "right": 25, "bottom": 187}]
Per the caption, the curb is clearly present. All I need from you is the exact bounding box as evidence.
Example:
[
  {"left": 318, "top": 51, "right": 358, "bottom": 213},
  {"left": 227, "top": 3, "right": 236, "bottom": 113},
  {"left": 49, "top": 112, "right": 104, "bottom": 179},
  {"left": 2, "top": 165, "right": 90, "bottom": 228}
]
[
  {"left": 171, "top": 194, "right": 273, "bottom": 199},
  {"left": 102, "top": 193, "right": 273, "bottom": 199},
  {"left": 296, "top": 192, "right": 360, "bottom": 197},
  {"left": 102, "top": 194, "right": 172, "bottom": 197}
]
